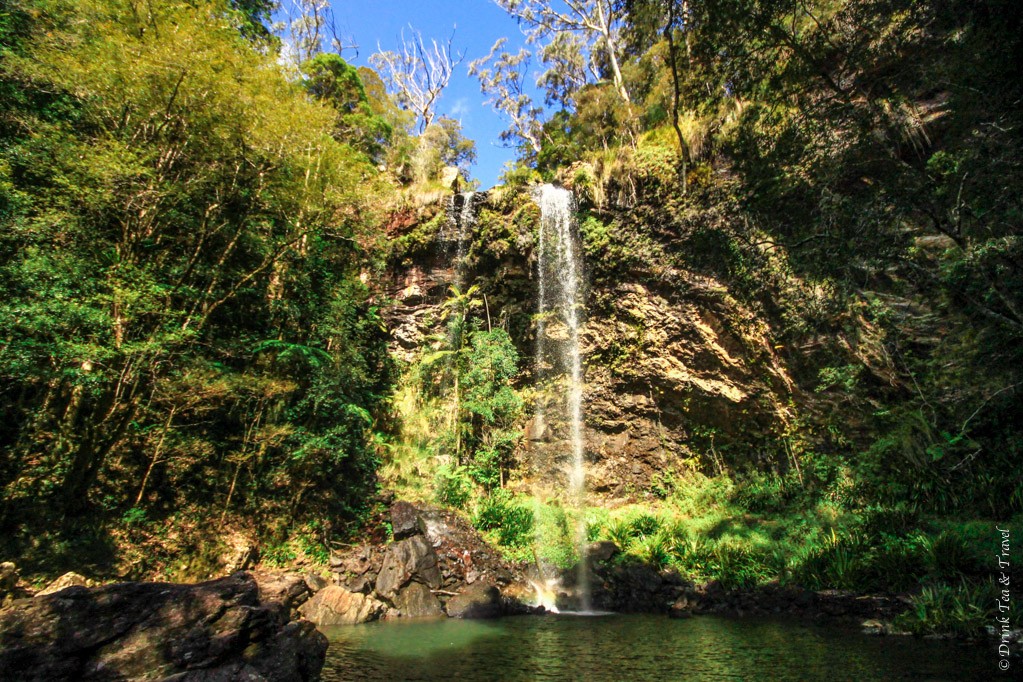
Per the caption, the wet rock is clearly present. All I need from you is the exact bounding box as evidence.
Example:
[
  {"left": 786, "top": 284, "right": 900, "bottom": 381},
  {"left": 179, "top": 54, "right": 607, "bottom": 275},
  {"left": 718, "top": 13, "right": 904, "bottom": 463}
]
[
  {"left": 36, "top": 572, "right": 90, "bottom": 596},
  {"left": 393, "top": 582, "right": 444, "bottom": 618},
  {"left": 0, "top": 572, "right": 325, "bottom": 681},
  {"left": 862, "top": 619, "right": 891, "bottom": 635},
  {"left": 445, "top": 583, "right": 501, "bottom": 619},
  {"left": 391, "top": 501, "right": 426, "bottom": 540},
  {"left": 494, "top": 568, "right": 514, "bottom": 585},
  {"left": 375, "top": 536, "right": 441, "bottom": 600},
  {"left": 668, "top": 600, "right": 692, "bottom": 619},
  {"left": 299, "top": 586, "right": 385, "bottom": 626}
]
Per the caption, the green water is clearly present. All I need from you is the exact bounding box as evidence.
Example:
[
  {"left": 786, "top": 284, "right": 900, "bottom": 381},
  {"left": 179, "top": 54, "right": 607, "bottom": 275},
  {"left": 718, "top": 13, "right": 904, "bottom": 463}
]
[{"left": 321, "top": 613, "right": 993, "bottom": 681}]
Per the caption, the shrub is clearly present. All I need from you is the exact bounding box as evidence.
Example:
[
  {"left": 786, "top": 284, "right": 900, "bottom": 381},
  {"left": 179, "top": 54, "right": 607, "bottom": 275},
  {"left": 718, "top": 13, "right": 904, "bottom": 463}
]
[
  {"left": 710, "top": 541, "right": 777, "bottom": 589},
  {"left": 925, "top": 530, "right": 984, "bottom": 581},
  {"left": 856, "top": 503, "right": 920, "bottom": 538},
  {"left": 474, "top": 491, "right": 534, "bottom": 549},
  {"left": 434, "top": 463, "right": 473, "bottom": 509},
  {"left": 731, "top": 472, "right": 800, "bottom": 513}
]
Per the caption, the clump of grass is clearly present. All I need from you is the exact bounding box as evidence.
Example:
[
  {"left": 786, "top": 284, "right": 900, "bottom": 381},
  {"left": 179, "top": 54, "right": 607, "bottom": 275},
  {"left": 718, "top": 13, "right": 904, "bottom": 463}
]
[{"left": 894, "top": 582, "right": 997, "bottom": 637}]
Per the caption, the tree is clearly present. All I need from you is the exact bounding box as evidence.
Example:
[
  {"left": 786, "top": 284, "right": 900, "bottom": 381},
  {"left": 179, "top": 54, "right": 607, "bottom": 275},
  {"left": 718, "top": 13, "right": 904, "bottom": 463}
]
[
  {"left": 0, "top": 0, "right": 393, "bottom": 528},
  {"left": 301, "top": 53, "right": 393, "bottom": 160},
  {"left": 494, "top": 0, "right": 632, "bottom": 106},
  {"left": 281, "top": 0, "right": 356, "bottom": 66},
  {"left": 470, "top": 39, "right": 546, "bottom": 155},
  {"left": 370, "top": 26, "right": 463, "bottom": 134}
]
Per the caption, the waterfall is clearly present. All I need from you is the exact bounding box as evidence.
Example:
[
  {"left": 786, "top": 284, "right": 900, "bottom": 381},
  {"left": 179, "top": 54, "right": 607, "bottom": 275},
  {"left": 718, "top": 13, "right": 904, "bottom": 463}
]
[
  {"left": 533, "top": 184, "right": 590, "bottom": 611},
  {"left": 444, "top": 191, "right": 477, "bottom": 289}
]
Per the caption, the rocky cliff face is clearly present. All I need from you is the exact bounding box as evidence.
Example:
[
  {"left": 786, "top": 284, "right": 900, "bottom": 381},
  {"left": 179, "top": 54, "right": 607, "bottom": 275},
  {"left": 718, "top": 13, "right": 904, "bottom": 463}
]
[{"left": 379, "top": 187, "right": 800, "bottom": 499}]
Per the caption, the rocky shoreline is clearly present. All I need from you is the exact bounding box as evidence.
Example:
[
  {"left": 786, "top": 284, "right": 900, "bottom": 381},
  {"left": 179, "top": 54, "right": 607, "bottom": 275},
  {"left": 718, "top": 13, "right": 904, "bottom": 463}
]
[
  {"left": 1, "top": 502, "right": 1010, "bottom": 680},
  {"left": 0, "top": 571, "right": 326, "bottom": 681}
]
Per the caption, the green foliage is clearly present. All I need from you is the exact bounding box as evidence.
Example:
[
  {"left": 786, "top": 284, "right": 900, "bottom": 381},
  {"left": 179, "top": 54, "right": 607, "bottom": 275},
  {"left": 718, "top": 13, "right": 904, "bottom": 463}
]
[
  {"left": 473, "top": 490, "right": 534, "bottom": 549},
  {"left": 301, "top": 53, "right": 393, "bottom": 161},
  {"left": 121, "top": 507, "right": 148, "bottom": 527},
  {"left": 534, "top": 503, "right": 576, "bottom": 569},
  {"left": 894, "top": 583, "right": 995, "bottom": 637},
  {"left": 730, "top": 472, "right": 800, "bottom": 513},
  {"left": 0, "top": 0, "right": 399, "bottom": 576},
  {"left": 433, "top": 463, "right": 472, "bottom": 509},
  {"left": 261, "top": 542, "right": 298, "bottom": 568}
]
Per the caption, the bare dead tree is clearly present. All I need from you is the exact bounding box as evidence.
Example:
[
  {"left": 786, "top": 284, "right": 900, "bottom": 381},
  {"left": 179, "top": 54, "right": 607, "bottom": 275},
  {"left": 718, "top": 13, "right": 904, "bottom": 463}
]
[
  {"left": 281, "top": 0, "right": 358, "bottom": 66},
  {"left": 370, "top": 26, "right": 464, "bottom": 134}
]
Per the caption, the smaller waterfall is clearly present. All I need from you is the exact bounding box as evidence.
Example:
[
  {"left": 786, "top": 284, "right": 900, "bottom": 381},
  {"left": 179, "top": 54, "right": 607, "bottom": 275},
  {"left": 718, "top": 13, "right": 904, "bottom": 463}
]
[
  {"left": 533, "top": 184, "right": 590, "bottom": 611},
  {"left": 443, "top": 191, "right": 477, "bottom": 288}
]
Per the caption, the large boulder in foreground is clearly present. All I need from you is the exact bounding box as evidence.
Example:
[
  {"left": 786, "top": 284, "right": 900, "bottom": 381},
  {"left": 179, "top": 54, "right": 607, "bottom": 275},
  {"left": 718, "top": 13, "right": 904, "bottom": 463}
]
[
  {"left": 0, "top": 572, "right": 326, "bottom": 681},
  {"left": 299, "top": 586, "right": 385, "bottom": 626},
  {"left": 374, "top": 535, "right": 441, "bottom": 600}
]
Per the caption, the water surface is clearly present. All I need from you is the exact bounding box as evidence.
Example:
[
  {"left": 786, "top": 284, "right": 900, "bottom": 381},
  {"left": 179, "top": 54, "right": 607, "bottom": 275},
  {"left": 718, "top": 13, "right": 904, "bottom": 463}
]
[{"left": 322, "top": 613, "right": 993, "bottom": 681}]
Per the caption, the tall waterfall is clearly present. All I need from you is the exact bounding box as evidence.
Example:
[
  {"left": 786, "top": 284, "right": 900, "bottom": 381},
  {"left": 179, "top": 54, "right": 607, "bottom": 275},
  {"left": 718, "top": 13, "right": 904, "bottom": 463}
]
[{"left": 534, "top": 184, "right": 590, "bottom": 611}]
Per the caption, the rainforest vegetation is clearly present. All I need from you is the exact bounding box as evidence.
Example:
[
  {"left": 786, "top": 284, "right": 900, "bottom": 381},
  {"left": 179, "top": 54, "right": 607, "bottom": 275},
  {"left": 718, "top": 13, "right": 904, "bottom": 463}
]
[{"left": 1, "top": 0, "right": 1020, "bottom": 637}]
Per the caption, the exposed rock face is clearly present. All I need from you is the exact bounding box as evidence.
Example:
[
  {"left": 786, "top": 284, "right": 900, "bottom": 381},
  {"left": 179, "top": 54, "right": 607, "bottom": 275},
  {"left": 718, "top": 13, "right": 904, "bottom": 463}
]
[
  {"left": 330, "top": 503, "right": 535, "bottom": 621},
  {"left": 299, "top": 586, "right": 385, "bottom": 626},
  {"left": 0, "top": 572, "right": 326, "bottom": 681},
  {"left": 375, "top": 535, "right": 442, "bottom": 599},
  {"left": 252, "top": 571, "right": 313, "bottom": 612},
  {"left": 380, "top": 258, "right": 456, "bottom": 364},
  {"left": 380, "top": 191, "right": 799, "bottom": 498}
]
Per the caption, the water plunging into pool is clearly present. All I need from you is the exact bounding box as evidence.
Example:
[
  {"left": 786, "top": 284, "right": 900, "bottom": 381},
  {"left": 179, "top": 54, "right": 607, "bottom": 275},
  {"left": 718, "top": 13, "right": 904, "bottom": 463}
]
[{"left": 533, "top": 184, "right": 589, "bottom": 611}]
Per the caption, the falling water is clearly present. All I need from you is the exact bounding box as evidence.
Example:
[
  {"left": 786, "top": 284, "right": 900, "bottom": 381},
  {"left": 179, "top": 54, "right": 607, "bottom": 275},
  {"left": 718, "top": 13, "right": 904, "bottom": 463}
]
[
  {"left": 533, "top": 184, "right": 590, "bottom": 611},
  {"left": 443, "top": 191, "right": 477, "bottom": 289}
]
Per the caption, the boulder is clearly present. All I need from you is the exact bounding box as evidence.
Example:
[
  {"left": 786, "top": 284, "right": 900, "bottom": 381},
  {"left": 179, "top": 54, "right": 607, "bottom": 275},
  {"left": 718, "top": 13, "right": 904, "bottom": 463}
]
[
  {"left": 393, "top": 582, "right": 443, "bottom": 618},
  {"left": 303, "top": 573, "right": 328, "bottom": 594},
  {"left": 299, "top": 586, "right": 385, "bottom": 626},
  {"left": 251, "top": 571, "right": 311, "bottom": 615},
  {"left": 36, "top": 572, "right": 89, "bottom": 596},
  {"left": 390, "top": 501, "right": 426, "bottom": 540},
  {"left": 346, "top": 572, "right": 375, "bottom": 595},
  {"left": 588, "top": 541, "right": 620, "bottom": 564},
  {"left": 375, "top": 536, "right": 441, "bottom": 599},
  {"left": 0, "top": 572, "right": 326, "bottom": 681},
  {"left": 445, "top": 583, "right": 501, "bottom": 619},
  {"left": 0, "top": 562, "right": 18, "bottom": 595}
]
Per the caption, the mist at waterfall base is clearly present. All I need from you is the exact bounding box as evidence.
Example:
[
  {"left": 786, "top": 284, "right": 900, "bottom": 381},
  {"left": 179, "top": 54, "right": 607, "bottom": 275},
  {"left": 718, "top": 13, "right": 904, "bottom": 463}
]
[{"left": 321, "top": 614, "right": 989, "bottom": 681}]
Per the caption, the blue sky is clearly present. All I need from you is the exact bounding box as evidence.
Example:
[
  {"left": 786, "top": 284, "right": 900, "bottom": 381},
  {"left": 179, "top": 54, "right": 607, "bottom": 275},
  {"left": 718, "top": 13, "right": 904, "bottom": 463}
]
[{"left": 327, "top": 0, "right": 535, "bottom": 189}]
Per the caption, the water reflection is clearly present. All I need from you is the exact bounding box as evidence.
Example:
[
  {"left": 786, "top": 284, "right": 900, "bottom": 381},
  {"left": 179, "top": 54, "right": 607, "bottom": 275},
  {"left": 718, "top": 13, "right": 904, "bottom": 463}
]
[{"left": 322, "top": 614, "right": 991, "bottom": 681}]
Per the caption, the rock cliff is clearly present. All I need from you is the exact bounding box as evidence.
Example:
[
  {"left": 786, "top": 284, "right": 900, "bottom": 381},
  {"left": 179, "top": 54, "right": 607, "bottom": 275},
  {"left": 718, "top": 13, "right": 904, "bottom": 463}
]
[{"left": 379, "top": 187, "right": 799, "bottom": 498}]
